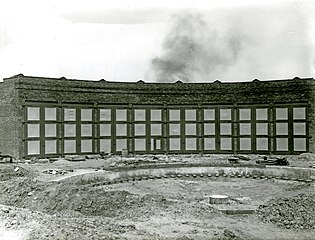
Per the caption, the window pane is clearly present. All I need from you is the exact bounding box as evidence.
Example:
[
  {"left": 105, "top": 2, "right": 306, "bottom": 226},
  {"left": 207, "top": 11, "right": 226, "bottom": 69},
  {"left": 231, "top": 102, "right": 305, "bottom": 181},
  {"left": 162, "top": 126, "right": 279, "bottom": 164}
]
[
  {"left": 151, "top": 124, "right": 162, "bottom": 136},
  {"left": 185, "top": 110, "right": 196, "bottom": 121},
  {"left": 185, "top": 124, "right": 196, "bottom": 135},
  {"left": 135, "top": 109, "right": 146, "bottom": 121},
  {"left": 45, "top": 124, "right": 56, "bottom": 137},
  {"left": 256, "top": 108, "right": 268, "bottom": 120},
  {"left": 186, "top": 138, "right": 197, "bottom": 150},
  {"left": 116, "top": 124, "right": 127, "bottom": 136},
  {"left": 240, "top": 123, "right": 251, "bottom": 135},
  {"left": 276, "top": 138, "right": 288, "bottom": 151},
  {"left": 100, "top": 109, "right": 111, "bottom": 121},
  {"left": 220, "top": 123, "right": 231, "bottom": 135},
  {"left": 135, "top": 138, "right": 146, "bottom": 151},
  {"left": 220, "top": 109, "right": 231, "bottom": 120},
  {"left": 169, "top": 138, "right": 180, "bottom": 150},
  {"left": 151, "top": 110, "right": 162, "bottom": 121},
  {"left": 276, "top": 123, "right": 288, "bottom": 135},
  {"left": 293, "top": 123, "right": 306, "bottom": 135},
  {"left": 220, "top": 138, "right": 232, "bottom": 150},
  {"left": 64, "top": 108, "right": 76, "bottom": 121},
  {"left": 204, "top": 109, "right": 215, "bottom": 121},
  {"left": 151, "top": 138, "right": 162, "bottom": 151},
  {"left": 81, "top": 124, "right": 92, "bottom": 137},
  {"left": 240, "top": 138, "right": 251, "bottom": 150},
  {"left": 27, "top": 141, "right": 40, "bottom": 155},
  {"left": 293, "top": 107, "right": 306, "bottom": 120},
  {"left": 276, "top": 108, "right": 288, "bottom": 120},
  {"left": 45, "top": 140, "right": 57, "bottom": 154},
  {"left": 116, "top": 139, "right": 127, "bottom": 151},
  {"left": 100, "top": 124, "right": 111, "bottom": 136},
  {"left": 81, "top": 139, "right": 92, "bottom": 152},
  {"left": 257, "top": 138, "right": 268, "bottom": 151},
  {"left": 239, "top": 109, "right": 251, "bottom": 120},
  {"left": 45, "top": 108, "right": 56, "bottom": 121},
  {"left": 64, "top": 140, "right": 76, "bottom": 153},
  {"left": 116, "top": 109, "right": 127, "bottom": 121},
  {"left": 64, "top": 124, "right": 76, "bottom": 137},
  {"left": 27, "top": 107, "right": 40, "bottom": 121},
  {"left": 204, "top": 138, "right": 215, "bottom": 150},
  {"left": 169, "top": 109, "right": 180, "bottom": 121},
  {"left": 204, "top": 123, "right": 215, "bottom": 135},
  {"left": 100, "top": 139, "right": 111, "bottom": 153},
  {"left": 81, "top": 109, "right": 92, "bottom": 121},
  {"left": 169, "top": 124, "right": 180, "bottom": 135},
  {"left": 256, "top": 123, "right": 268, "bottom": 135},
  {"left": 135, "top": 124, "right": 145, "bottom": 136},
  {"left": 294, "top": 138, "right": 306, "bottom": 151},
  {"left": 27, "top": 124, "right": 40, "bottom": 137}
]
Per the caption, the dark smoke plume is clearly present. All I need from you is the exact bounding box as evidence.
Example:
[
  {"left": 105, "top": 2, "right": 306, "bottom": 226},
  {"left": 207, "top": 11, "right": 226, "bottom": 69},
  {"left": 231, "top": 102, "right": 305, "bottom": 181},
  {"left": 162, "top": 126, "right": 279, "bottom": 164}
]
[{"left": 151, "top": 11, "right": 245, "bottom": 82}]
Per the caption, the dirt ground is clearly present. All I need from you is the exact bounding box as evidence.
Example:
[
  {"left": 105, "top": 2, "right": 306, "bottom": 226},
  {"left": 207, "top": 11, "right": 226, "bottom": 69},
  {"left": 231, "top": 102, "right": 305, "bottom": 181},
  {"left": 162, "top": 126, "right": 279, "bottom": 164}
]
[{"left": 0, "top": 154, "right": 314, "bottom": 240}]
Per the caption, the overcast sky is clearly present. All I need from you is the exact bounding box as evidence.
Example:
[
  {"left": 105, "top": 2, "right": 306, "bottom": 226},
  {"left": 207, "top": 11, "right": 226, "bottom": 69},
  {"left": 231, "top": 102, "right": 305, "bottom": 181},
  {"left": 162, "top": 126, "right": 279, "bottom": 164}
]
[{"left": 0, "top": 0, "right": 314, "bottom": 82}]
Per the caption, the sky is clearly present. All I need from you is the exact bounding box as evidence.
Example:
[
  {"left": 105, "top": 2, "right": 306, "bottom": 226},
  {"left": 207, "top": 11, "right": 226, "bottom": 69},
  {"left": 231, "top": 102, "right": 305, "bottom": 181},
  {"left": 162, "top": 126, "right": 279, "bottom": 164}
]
[{"left": 0, "top": 0, "right": 314, "bottom": 82}]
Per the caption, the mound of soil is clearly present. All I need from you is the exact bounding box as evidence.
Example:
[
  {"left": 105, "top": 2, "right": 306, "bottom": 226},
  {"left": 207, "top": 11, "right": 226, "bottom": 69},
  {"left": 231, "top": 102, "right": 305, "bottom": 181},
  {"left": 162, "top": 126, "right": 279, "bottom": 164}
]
[
  {"left": 0, "top": 165, "right": 31, "bottom": 181},
  {"left": 257, "top": 193, "right": 315, "bottom": 230}
]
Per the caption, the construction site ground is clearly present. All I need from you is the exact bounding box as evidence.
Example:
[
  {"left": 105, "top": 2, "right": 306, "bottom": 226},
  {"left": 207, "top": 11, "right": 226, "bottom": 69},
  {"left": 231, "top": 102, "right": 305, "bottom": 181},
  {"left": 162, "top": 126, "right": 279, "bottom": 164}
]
[{"left": 0, "top": 154, "right": 315, "bottom": 240}]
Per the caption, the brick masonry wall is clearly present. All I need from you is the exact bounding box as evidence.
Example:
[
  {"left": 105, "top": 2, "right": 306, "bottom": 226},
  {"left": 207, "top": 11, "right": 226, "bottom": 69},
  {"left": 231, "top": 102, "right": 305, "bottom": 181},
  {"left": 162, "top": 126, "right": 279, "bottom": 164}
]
[
  {"left": 0, "top": 79, "right": 21, "bottom": 158},
  {"left": 2, "top": 75, "right": 315, "bottom": 158}
]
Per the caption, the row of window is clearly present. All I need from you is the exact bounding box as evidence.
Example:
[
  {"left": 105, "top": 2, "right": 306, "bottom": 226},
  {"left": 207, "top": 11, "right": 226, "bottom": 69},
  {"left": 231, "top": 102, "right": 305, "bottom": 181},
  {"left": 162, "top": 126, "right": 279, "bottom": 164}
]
[
  {"left": 26, "top": 137, "right": 307, "bottom": 155},
  {"left": 26, "top": 106, "right": 307, "bottom": 122}
]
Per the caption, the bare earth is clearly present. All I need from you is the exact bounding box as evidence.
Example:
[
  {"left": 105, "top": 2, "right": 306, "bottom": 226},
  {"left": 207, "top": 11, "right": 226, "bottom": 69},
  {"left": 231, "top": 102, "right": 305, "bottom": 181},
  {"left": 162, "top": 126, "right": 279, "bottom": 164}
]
[{"left": 0, "top": 155, "right": 314, "bottom": 240}]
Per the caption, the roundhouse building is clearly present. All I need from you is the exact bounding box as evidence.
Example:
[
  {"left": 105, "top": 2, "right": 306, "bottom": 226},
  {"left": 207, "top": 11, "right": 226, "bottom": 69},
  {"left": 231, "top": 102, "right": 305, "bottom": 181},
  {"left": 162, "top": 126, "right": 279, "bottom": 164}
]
[{"left": 0, "top": 74, "right": 314, "bottom": 159}]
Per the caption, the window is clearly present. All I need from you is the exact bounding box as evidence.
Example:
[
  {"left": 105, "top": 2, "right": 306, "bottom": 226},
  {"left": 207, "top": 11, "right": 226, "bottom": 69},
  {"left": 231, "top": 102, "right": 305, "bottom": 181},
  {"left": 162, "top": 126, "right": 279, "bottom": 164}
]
[
  {"left": 100, "top": 124, "right": 111, "bottom": 136},
  {"left": 151, "top": 124, "right": 162, "bottom": 136},
  {"left": 81, "top": 109, "right": 92, "bottom": 121},
  {"left": 169, "top": 124, "right": 180, "bottom": 135},
  {"left": 64, "top": 108, "right": 76, "bottom": 121},
  {"left": 27, "top": 124, "right": 40, "bottom": 138},
  {"left": 186, "top": 138, "right": 197, "bottom": 150},
  {"left": 134, "top": 109, "right": 146, "bottom": 121},
  {"left": 134, "top": 124, "right": 145, "bottom": 136},
  {"left": 100, "top": 109, "right": 111, "bottom": 121},
  {"left": 239, "top": 109, "right": 251, "bottom": 120},
  {"left": 185, "top": 110, "right": 196, "bottom": 121},
  {"left": 276, "top": 108, "right": 288, "bottom": 120},
  {"left": 64, "top": 140, "right": 76, "bottom": 153},
  {"left": 64, "top": 124, "right": 76, "bottom": 137},
  {"left": 204, "top": 123, "right": 215, "bottom": 135},
  {"left": 116, "top": 139, "right": 127, "bottom": 151},
  {"left": 257, "top": 138, "right": 268, "bottom": 151},
  {"left": 169, "top": 109, "right": 180, "bottom": 121},
  {"left": 116, "top": 124, "right": 127, "bottom": 136},
  {"left": 220, "top": 109, "right": 231, "bottom": 120},
  {"left": 220, "top": 138, "right": 232, "bottom": 150},
  {"left": 293, "top": 123, "right": 306, "bottom": 135},
  {"left": 204, "top": 138, "right": 215, "bottom": 150},
  {"left": 293, "top": 107, "right": 306, "bottom": 120},
  {"left": 169, "top": 138, "right": 180, "bottom": 150},
  {"left": 240, "top": 123, "right": 251, "bottom": 135},
  {"left": 27, "top": 107, "right": 40, "bottom": 121},
  {"left": 276, "top": 138, "right": 288, "bottom": 151},
  {"left": 45, "top": 140, "right": 57, "bottom": 154},
  {"left": 256, "top": 123, "right": 268, "bottom": 135},
  {"left": 204, "top": 109, "right": 215, "bottom": 121},
  {"left": 220, "top": 123, "right": 231, "bottom": 135},
  {"left": 116, "top": 109, "right": 127, "bottom": 121},
  {"left": 81, "top": 124, "right": 92, "bottom": 137},
  {"left": 151, "top": 109, "right": 162, "bottom": 121},
  {"left": 135, "top": 139, "right": 146, "bottom": 151},
  {"left": 294, "top": 138, "right": 306, "bottom": 151},
  {"left": 100, "top": 139, "right": 111, "bottom": 153},
  {"left": 185, "top": 124, "right": 196, "bottom": 135},
  {"left": 81, "top": 139, "right": 92, "bottom": 152},
  {"left": 240, "top": 138, "right": 251, "bottom": 150},
  {"left": 45, "top": 108, "right": 57, "bottom": 121},
  {"left": 45, "top": 124, "right": 57, "bottom": 137},
  {"left": 256, "top": 109, "right": 268, "bottom": 120},
  {"left": 276, "top": 123, "right": 288, "bottom": 135},
  {"left": 27, "top": 141, "right": 40, "bottom": 155}
]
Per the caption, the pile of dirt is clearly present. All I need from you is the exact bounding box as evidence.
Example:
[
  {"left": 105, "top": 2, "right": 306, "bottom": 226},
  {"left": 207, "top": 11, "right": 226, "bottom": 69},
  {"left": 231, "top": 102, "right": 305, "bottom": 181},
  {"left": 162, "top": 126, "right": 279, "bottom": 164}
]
[
  {"left": 0, "top": 165, "right": 31, "bottom": 181},
  {"left": 257, "top": 193, "right": 315, "bottom": 230}
]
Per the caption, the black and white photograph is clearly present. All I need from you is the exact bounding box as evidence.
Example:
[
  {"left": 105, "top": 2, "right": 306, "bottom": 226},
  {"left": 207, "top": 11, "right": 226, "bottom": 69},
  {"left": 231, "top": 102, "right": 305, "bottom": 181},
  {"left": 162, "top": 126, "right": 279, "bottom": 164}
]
[{"left": 0, "top": 0, "right": 314, "bottom": 239}]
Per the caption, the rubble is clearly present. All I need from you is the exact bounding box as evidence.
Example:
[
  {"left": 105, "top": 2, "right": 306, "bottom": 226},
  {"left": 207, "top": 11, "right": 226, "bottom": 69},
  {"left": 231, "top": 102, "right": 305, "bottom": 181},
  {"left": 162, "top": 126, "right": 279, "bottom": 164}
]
[{"left": 257, "top": 193, "right": 315, "bottom": 230}]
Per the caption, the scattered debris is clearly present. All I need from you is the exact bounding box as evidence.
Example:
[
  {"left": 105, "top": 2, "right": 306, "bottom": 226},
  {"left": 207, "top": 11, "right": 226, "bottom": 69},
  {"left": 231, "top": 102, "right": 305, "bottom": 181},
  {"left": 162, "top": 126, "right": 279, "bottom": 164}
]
[
  {"left": 256, "top": 156, "right": 289, "bottom": 166},
  {"left": 42, "top": 169, "right": 74, "bottom": 175},
  {"left": 228, "top": 157, "right": 239, "bottom": 164},
  {"left": 65, "top": 155, "right": 86, "bottom": 162}
]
